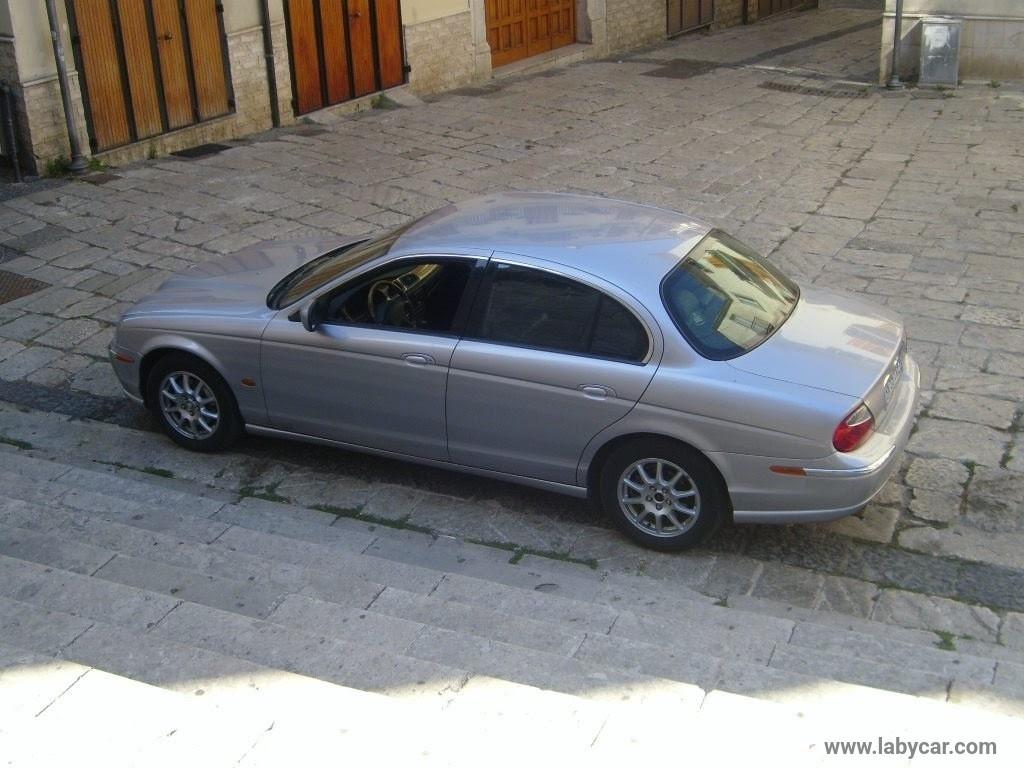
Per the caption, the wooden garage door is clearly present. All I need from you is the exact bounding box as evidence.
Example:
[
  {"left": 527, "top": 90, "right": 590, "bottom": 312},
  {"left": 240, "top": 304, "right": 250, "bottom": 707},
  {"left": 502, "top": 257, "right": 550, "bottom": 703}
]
[
  {"left": 69, "top": 0, "right": 232, "bottom": 152},
  {"left": 486, "top": 0, "right": 575, "bottom": 68},
  {"left": 667, "top": 0, "right": 713, "bottom": 38},
  {"left": 285, "top": 0, "right": 405, "bottom": 116},
  {"left": 758, "top": 0, "right": 803, "bottom": 20}
]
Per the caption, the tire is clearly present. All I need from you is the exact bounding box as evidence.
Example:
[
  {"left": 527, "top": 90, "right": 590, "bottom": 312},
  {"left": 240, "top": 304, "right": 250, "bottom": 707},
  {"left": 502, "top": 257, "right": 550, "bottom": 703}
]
[
  {"left": 598, "top": 438, "right": 727, "bottom": 552},
  {"left": 146, "top": 352, "right": 242, "bottom": 453}
]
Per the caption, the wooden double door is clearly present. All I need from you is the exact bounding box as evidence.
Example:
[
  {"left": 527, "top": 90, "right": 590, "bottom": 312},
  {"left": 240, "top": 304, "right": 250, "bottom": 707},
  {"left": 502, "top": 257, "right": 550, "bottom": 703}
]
[
  {"left": 667, "top": 0, "right": 714, "bottom": 37},
  {"left": 69, "top": 0, "right": 232, "bottom": 152},
  {"left": 285, "top": 0, "right": 404, "bottom": 115},
  {"left": 486, "top": 0, "right": 576, "bottom": 68}
]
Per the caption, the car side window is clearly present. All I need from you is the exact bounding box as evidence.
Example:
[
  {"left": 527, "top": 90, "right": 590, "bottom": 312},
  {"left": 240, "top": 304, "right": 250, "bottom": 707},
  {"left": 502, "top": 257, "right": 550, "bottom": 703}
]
[
  {"left": 473, "top": 264, "right": 649, "bottom": 362},
  {"left": 322, "top": 259, "right": 473, "bottom": 334}
]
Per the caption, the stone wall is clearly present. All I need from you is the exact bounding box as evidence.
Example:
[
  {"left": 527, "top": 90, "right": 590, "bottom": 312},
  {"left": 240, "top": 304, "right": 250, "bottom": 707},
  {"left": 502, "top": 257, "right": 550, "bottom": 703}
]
[
  {"left": 605, "top": 0, "right": 665, "bottom": 53},
  {"left": 405, "top": 10, "right": 478, "bottom": 95},
  {"left": 717, "top": 0, "right": 747, "bottom": 29},
  {"left": 881, "top": 11, "right": 1024, "bottom": 83},
  {"left": 18, "top": 73, "right": 88, "bottom": 174}
]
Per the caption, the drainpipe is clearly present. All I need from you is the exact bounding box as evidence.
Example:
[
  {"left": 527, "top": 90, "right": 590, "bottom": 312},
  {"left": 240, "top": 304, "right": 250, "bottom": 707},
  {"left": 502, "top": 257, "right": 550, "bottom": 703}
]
[
  {"left": 886, "top": 0, "right": 905, "bottom": 89},
  {"left": 1, "top": 83, "right": 22, "bottom": 182},
  {"left": 44, "top": 0, "right": 87, "bottom": 174},
  {"left": 259, "top": 0, "right": 281, "bottom": 128}
]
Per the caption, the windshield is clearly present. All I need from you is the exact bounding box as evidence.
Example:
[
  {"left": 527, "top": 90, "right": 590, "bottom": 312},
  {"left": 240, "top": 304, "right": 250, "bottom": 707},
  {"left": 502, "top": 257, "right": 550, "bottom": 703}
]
[
  {"left": 267, "top": 224, "right": 413, "bottom": 309},
  {"left": 662, "top": 231, "right": 799, "bottom": 360}
]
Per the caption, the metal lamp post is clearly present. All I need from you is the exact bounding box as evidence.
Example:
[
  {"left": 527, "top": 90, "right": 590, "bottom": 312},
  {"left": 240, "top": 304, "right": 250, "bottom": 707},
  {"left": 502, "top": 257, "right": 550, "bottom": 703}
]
[
  {"left": 887, "top": 0, "right": 906, "bottom": 90},
  {"left": 44, "top": 0, "right": 88, "bottom": 175}
]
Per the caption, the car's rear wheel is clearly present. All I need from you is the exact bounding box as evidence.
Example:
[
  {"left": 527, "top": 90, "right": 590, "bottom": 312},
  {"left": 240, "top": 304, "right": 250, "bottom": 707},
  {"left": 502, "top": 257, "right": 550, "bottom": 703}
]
[
  {"left": 598, "top": 438, "right": 727, "bottom": 551},
  {"left": 147, "top": 353, "right": 241, "bottom": 452}
]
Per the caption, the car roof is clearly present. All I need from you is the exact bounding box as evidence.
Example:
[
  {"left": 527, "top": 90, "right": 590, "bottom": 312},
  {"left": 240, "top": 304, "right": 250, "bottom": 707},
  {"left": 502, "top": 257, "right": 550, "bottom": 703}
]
[{"left": 389, "top": 192, "right": 711, "bottom": 290}]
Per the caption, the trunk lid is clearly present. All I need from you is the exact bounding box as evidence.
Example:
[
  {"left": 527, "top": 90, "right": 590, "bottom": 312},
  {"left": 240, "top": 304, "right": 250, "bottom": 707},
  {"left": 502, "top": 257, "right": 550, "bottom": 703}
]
[{"left": 727, "top": 286, "right": 904, "bottom": 398}]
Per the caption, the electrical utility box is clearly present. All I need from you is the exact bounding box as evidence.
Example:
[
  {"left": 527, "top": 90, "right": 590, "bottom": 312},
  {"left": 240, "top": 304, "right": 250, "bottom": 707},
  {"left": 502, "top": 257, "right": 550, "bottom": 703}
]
[{"left": 919, "top": 17, "right": 962, "bottom": 87}]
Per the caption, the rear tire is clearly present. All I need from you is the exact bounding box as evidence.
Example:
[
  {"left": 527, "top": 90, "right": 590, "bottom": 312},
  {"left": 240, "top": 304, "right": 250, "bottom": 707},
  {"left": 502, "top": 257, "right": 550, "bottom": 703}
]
[
  {"left": 598, "top": 438, "right": 727, "bottom": 552},
  {"left": 147, "top": 353, "right": 241, "bottom": 453}
]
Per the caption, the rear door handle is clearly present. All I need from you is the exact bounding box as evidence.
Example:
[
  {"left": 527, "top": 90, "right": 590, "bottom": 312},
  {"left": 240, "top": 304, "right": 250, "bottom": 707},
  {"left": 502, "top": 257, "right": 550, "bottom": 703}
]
[
  {"left": 578, "top": 384, "right": 615, "bottom": 399},
  {"left": 403, "top": 353, "right": 435, "bottom": 366}
]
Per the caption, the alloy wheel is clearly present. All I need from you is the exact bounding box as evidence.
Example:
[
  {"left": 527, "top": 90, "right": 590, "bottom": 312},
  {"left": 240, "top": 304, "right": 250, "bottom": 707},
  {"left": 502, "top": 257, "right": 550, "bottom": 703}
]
[
  {"left": 617, "top": 458, "right": 701, "bottom": 538},
  {"left": 158, "top": 370, "right": 221, "bottom": 441}
]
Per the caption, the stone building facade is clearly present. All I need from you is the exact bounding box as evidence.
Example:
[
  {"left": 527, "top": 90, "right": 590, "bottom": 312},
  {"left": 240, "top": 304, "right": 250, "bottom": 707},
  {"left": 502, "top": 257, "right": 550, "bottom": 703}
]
[
  {"left": 881, "top": 0, "right": 1024, "bottom": 83},
  {"left": 1, "top": 1, "right": 768, "bottom": 175}
]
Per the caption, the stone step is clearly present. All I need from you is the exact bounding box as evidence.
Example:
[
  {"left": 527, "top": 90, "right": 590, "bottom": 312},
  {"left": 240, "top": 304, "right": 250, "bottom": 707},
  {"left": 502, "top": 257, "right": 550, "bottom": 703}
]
[
  {"left": 366, "top": 584, "right": 587, "bottom": 657},
  {"left": 727, "top": 593, "right": 946, "bottom": 648},
  {"left": 1, "top": 657, "right": 261, "bottom": 767},
  {"left": 0, "top": 447, "right": 712, "bottom": 609},
  {"left": 0, "top": 429, "right": 719, "bottom": 609},
  {"left": 787, "top": 620, "right": 996, "bottom": 686},
  {"left": 0, "top": 595, "right": 620, "bottom": 752},
  {"left": 2, "top": 440, "right": 1020, "bottom": 688},
  {"left": 2, "top": 468, "right": 745, "bottom": 650},
  {"left": 2, "top": 416, "right": 994, "bottom": 670},
  {"left": 7, "top": 539, "right": 1004, "bottom": 726},
  {"left": 3, "top": 529, "right": 1023, "bottom": 761}
]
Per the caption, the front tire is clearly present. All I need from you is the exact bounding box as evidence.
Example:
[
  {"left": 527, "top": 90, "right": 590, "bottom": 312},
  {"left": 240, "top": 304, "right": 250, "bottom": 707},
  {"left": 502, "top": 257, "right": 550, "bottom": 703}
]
[
  {"left": 598, "top": 438, "right": 727, "bottom": 552},
  {"left": 147, "top": 353, "right": 241, "bottom": 452}
]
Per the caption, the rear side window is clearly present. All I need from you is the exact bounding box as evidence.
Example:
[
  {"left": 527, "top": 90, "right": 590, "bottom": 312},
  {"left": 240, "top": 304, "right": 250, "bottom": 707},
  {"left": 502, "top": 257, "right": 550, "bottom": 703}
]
[
  {"left": 662, "top": 231, "right": 799, "bottom": 360},
  {"left": 473, "top": 264, "right": 648, "bottom": 362}
]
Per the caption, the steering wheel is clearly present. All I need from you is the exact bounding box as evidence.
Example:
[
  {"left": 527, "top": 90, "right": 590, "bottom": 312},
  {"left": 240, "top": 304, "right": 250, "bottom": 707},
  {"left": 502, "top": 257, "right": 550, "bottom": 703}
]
[{"left": 367, "top": 279, "right": 412, "bottom": 324}]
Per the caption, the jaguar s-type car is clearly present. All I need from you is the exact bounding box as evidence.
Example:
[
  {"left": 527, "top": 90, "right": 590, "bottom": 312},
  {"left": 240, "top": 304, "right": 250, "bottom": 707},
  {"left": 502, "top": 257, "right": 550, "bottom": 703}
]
[{"left": 110, "top": 192, "right": 919, "bottom": 551}]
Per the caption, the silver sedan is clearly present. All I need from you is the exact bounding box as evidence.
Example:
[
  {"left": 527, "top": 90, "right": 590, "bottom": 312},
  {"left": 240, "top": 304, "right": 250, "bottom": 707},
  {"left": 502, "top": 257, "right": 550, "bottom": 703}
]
[{"left": 109, "top": 192, "right": 920, "bottom": 551}]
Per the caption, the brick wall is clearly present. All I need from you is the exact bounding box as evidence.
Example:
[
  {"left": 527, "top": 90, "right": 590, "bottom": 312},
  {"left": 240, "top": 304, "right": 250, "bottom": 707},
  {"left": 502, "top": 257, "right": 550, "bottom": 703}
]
[
  {"left": 606, "top": 0, "right": 665, "bottom": 53},
  {"left": 405, "top": 11, "right": 477, "bottom": 95}
]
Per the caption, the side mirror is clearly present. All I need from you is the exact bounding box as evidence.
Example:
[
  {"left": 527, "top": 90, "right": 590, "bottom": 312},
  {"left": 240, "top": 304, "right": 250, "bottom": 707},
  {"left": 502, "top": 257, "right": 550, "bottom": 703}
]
[{"left": 299, "top": 300, "right": 320, "bottom": 332}]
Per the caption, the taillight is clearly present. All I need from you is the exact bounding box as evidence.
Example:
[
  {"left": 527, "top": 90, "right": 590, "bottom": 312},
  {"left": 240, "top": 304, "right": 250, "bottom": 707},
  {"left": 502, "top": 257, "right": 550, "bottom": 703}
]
[{"left": 833, "top": 403, "right": 875, "bottom": 452}]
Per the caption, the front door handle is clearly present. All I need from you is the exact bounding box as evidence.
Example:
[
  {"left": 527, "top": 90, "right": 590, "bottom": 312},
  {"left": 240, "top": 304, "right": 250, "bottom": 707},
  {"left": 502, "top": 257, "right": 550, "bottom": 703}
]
[
  {"left": 578, "top": 384, "right": 615, "bottom": 399},
  {"left": 403, "top": 353, "right": 435, "bottom": 366}
]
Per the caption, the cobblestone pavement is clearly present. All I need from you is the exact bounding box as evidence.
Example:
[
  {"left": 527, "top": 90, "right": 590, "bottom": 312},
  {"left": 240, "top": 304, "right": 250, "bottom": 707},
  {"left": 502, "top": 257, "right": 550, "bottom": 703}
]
[{"left": 1, "top": 6, "right": 1023, "bottom": 642}]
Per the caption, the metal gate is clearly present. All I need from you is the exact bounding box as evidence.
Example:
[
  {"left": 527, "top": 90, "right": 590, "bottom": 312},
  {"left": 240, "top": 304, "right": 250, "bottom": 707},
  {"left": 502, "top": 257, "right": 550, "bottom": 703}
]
[
  {"left": 284, "top": 0, "right": 405, "bottom": 116},
  {"left": 68, "top": 0, "right": 233, "bottom": 153},
  {"left": 667, "top": 0, "right": 714, "bottom": 38}
]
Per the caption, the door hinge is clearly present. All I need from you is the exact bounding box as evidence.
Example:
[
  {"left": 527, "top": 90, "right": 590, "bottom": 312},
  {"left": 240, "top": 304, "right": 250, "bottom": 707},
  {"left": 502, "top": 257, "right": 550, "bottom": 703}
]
[{"left": 402, "top": 64, "right": 412, "bottom": 74}]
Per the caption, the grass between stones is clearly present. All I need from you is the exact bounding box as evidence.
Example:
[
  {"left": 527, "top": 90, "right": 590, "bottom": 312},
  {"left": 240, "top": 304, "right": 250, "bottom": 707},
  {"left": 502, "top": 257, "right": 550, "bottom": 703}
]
[
  {"left": 94, "top": 459, "right": 176, "bottom": 479},
  {"left": 0, "top": 434, "right": 33, "bottom": 450}
]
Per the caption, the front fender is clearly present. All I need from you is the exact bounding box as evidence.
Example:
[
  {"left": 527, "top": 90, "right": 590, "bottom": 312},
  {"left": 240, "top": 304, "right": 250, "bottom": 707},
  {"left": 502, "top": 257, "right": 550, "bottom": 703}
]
[{"left": 123, "top": 328, "right": 267, "bottom": 426}]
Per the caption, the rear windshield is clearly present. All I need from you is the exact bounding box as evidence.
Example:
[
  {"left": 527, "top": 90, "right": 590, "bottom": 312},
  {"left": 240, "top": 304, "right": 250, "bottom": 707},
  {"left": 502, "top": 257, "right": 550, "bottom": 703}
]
[{"left": 661, "top": 231, "right": 799, "bottom": 360}]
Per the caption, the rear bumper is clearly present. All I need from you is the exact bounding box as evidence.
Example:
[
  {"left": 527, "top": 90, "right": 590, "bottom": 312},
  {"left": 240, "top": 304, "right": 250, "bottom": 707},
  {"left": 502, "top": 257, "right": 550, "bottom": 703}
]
[{"left": 722, "top": 354, "right": 920, "bottom": 524}]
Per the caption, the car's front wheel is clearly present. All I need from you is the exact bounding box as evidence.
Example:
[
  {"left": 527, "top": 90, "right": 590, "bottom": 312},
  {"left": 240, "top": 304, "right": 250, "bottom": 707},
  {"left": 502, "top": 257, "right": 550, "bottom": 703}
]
[
  {"left": 598, "top": 438, "right": 727, "bottom": 551},
  {"left": 147, "top": 353, "right": 241, "bottom": 452}
]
